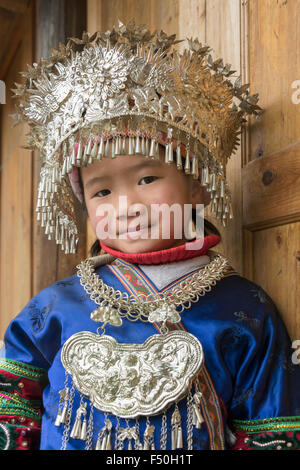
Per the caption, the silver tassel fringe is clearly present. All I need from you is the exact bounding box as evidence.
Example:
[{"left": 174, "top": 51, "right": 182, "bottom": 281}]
[
  {"left": 70, "top": 402, "right": 87, "bottom": 440},
  {"left": 171, "top": 405, "right": 183, "bottom": 450}
]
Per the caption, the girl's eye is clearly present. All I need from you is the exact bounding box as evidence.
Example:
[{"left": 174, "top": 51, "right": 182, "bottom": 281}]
[
  {"left": 95, "top": 189, "right": 111, "bottom": 197},
  {"left": 139, "top": 176, "right": 158, "bottom": 185}
]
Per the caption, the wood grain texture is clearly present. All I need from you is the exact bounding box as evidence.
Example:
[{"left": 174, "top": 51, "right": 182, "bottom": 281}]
[
  {"left": 243, "top": 140, "right": 300, "bottom": 230},
  {"left": 205, "top": 0, "right": 242, "bottom": 274},
  {"left": 253, "top": 222, "right": 300, "bottom": 340},
  {"left": 249, "top": 0, "right": 300, "bottom": 161},
  {"left": 0, "top": 5, "right": 27, "bottom": 79},
  {"left": 0, "top": 1, "right": 88, "bottom": 337},
  {"left": 0, "top": 0, "right": 29, "bottom": 14},
  {"left": 247, "top": 0, "right": 300, "bottom": 335},
  {"left": 34, "top": 0, "right": 88, "bottom": 293},
  {"left": 0, "top": 4, "right": 33, "bottom": 339}
]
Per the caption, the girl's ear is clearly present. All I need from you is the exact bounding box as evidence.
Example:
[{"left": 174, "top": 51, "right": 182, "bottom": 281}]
[{"left": 191, "top": 179, "right": 211, "bottom": 207}]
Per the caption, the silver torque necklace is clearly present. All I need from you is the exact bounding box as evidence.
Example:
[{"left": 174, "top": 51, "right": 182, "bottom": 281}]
[{"left": 76, "top": 253, "right": 231, "bottom": 331}]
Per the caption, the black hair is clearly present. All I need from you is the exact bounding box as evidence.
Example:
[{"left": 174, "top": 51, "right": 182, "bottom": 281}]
[{"left": 77, "top": 160, "right": 221, "bottom": 258}]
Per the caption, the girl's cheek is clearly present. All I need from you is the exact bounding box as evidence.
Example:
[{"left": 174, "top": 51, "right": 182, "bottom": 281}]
[
  {"left": 86, "top": 200, "right": 106, "bottom": 231},
  {"left": 149, "top": 189, "right": 184, "bottom": 206},
  {"left": 144, "top": 183, "right": 172, "bottom": 205}
]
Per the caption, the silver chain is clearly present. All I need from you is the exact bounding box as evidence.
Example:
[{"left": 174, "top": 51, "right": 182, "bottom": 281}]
[
  {"left": 160, "top": 412, "right": 168, "bottom": 450},
  {"left": 114, "top": 416, "right": 121, "bottom": 450},
  {"left": 61, "top": 382, "right": 75, "bottom": 450},
  {"left": 77, "top": 254, "right": 230, "bottom": 322},
  {"left": 187, "top": 390, "right": 194, "bottom": 450},
  {"left": 85, "top": 402, "right": 94, "bottom": 450},
  {"left": 134, "top": 418, "right": 141, "bottom": 450}
]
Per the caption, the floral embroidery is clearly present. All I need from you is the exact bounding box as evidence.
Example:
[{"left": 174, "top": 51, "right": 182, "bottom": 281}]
[
  {"left": 231, "top": 417, "right": 300, "bottom": 450},
  {"left": 0, "top": 375, "right": 22, "bottom": 394},
  {"left": 78, "top": 293, "right": 91, "bottom": 303},
  {"left": 220, "top": 327, "right": 246, "bottom": 354},
  {"left": 232, "top": 430, "right": 300, "bottom": 450},
  {"left": 250, "top": 287, "right": 270, "bottom": 304},
  {"left": 28, "top": 301, "right": 51, "bottom": 334},
  {"left": 231, "top": 387, "right": 255, "bottom": 409},
  {"left": 0, "top": 423, "right": 18, "bottom": 450},
  {"left": 266, "top": 351, "right": 295, "bottom": 373},
  {"left": 233, "top": 311, "right": 260, "bottom": 330},
  {"left": 0, "top": 359, "right": 47, "bottom": 450},
  {"left": 246, "top": 431, "right": 300, "bottom": 450},
  {"left": 56, "top": 279, "right": 76, "bottom": 287}
]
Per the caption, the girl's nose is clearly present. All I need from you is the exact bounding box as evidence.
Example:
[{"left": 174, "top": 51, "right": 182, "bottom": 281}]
[{"left": 115, "top": 194, "right": 148, "bottom": 229}]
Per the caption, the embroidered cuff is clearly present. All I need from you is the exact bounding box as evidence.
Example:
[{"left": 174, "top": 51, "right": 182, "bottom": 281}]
[
  {"left": 230, "top": 416, "right": 300, "bottom": 450},
  {"left": 0, "top": 358, "right": 48, "bottom": 450}
]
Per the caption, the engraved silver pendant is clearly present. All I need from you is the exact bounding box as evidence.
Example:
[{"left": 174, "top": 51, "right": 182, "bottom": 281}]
[{"left": 61, "top": 330, "right": 203, "bottom": 419}]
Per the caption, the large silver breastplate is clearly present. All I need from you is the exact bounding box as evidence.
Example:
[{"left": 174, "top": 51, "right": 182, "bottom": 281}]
[{"left": 61, "top": 330, "right": 203, "bottom": 419}]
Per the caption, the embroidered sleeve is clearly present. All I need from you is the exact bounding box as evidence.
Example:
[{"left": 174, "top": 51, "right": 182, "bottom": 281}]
[
  {"left": 224, "top": 285, "right": 300, "bottom": 450},
  {"left": 0, "top": 358, "right": 48, "bottom": 450},
  {"left": 230, "top": 417, "right": 300, "bottom": 450}
]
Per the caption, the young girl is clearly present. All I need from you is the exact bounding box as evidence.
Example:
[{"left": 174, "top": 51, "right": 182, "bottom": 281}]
[{"left": 1, "top": 21, "right": 300, "bottom": 451}]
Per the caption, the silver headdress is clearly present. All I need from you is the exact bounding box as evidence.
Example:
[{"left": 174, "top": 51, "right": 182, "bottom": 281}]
[{"left": 11, "top": 20, "right": 262, "bottom": 254}]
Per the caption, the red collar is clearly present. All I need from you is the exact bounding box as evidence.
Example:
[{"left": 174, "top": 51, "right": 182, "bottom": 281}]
[{"left": 99, "top": 235, "right": 220, "bottom": 265}]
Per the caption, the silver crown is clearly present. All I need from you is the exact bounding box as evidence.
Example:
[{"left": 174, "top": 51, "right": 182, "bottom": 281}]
[{"left": 10, "top": 20, "right": 262, "bottom": 254}]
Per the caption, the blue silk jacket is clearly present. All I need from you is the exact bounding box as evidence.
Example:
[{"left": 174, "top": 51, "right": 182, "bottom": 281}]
[{"left": 1, "top": 255, "right": 300, "bottom": 451}]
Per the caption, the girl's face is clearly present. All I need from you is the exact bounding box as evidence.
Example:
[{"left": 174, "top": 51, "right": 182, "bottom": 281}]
[{"left": 80, "top": 148, "right": 207, "bottom": 253}]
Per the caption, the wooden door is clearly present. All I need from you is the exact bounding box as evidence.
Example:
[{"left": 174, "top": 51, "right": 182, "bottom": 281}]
[{"left": 243, "top": 0, "right": 300, "bottom": 339}]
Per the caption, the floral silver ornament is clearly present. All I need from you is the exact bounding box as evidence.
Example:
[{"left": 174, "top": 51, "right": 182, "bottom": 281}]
[
  {"left": 90, "top": 304, "right": 122, "bottom": 327},
  {"left": 148, "top": 303, "right": 181, "bottom": 324}
]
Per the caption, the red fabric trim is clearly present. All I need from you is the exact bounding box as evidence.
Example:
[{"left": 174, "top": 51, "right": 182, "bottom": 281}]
[
  {"left": 0, "top": 368, "right": 46, "bottom": 401},
  {"left": 0, "top": 366, "right": 45, "bottom": 450},
  {"left": 0, "top": 414, "right": 39, "bottom": 427},
  {"left": 230, "top": 430, "right": 300, "bottom": 450},
  {"left": 231, "top": 431, "right": 253, "bottom": 450},
  {"left": 0, "top": 415, "right": 41, "bottom": 450},
  {"left": 14, "top": 427, "right": 40, "bottom": 450},
  {"left": 100, "top": 234, "right": 220, "bottom": 265}
]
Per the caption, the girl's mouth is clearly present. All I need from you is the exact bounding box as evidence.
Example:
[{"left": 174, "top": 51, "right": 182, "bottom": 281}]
[{"left": 119, "top": 225, "right": 150, "bottom": 239}]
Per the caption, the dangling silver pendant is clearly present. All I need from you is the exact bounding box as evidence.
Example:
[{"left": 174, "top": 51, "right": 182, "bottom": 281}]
[
  {"left": 143, "top": 422, "right": 155, "bottom": 450},
  {"left": 171, "top": 405, "right": 183, "bottom": 449},
  {"left": 192, "top": 391, "right": 204, "bottom": 429},
  {"left": 171, "top": 405, "right": 183, "bottom": 450},
  {"left": 95, "top": 418, "right": 113, "bottom": 450},
  {"left": 116, "top": 424, "right": 143, "bottom": 450},
  {"left": 55, "top": 387, "right": 69, "bottom": 426},
  {"left": 70, "top": 402, "right": 87, "bottom": 440}
]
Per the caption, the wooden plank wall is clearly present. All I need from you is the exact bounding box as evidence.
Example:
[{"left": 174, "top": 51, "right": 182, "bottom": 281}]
[
  {"left": 87, "top": 0, "right": 244, "bottom": 274},
  {"left": 0, "top": 3, "right": 34, "bottom": 339},
  {"left": 0, "top": 0, "right": 87, "bottom": 339},
  {"left": 243, "top": 0, "right": 300, "bottom": 339},
  {"left": 33, "top": 0, "right": 87, "bottom": 295}
]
